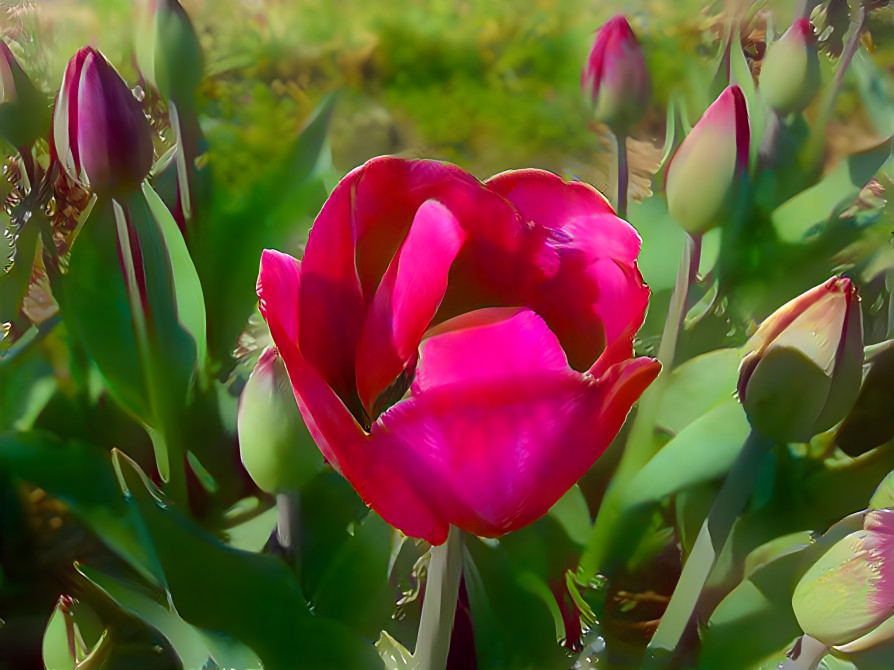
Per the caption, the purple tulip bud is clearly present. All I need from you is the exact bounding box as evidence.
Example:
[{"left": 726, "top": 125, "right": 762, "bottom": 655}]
[
  {"left": 665, "top": 85, "right": 750, "bottom": 235},
  {"left": 53, "top": 47, "right": 153, "bottom": 196},
  {"left": 581, "top": 15, "right": 651, "bottom": 130}
]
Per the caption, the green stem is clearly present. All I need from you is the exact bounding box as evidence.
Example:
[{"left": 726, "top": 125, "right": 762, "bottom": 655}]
[
  {"left": 616, "top": 131, "right": 629, "bottom": 219},
  {"left": 646, "top": 429, "right": 774, "bottom": 657},
  {"left": 415, "top": 526, "right": 463, "bottom": 670},
  {"left": 806, "top": 4, "right": 868, "bottom": 168},
  {"left": 579, "top": 233, "right": 701, "bottom": 580},
  {"left": 276, "top": 489, "right": 300, "bottom": 566},
  {"left": 778, "top": 635, "right": 829, "bottom": 670}
]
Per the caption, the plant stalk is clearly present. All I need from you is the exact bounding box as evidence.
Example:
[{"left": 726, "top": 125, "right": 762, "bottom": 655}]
[
  {"left": 579, "top": 233, "right": 701, "bottom": 579},
  {"left": 778, "top": 635, "right": 829, "bottom": 670},
  {"left": 616, "top": 131, "right": 629, "bottom": 219},
  {"left": 646, "top": 429, "right": 774, "bottom": 656},
  {"left": 415, "top": 526, "right": 463, "bottom": 670}
]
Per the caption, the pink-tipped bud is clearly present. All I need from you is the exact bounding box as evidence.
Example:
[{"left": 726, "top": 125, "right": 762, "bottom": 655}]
[
  {"left": 793, "top": 509, "right": 894, "bottom": 646},
  {"left": 52, "top": 47, "right": 154, "bottom": 196},
  {"left": 0, "top": 41, "right": 49, "bottom": 148},
  {"left": 737, "top": 277, "right": 863, "bottom": 444},
  {"left": 665, "top": 85, "right": 750, "bottom": 235},
  {"left": 760, "top": 19, "right": 821, "bottom": 115},
  {"left": 581, "top": 15, "right": 651, "bottom": 130},
  {"left": 237, "top": 347, "right": 322, "bottom": 494}
]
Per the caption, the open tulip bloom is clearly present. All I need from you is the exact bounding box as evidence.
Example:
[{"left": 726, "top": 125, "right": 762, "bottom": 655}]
[{"left": 258, "top": 157, "right": 660, "bottom": 545}]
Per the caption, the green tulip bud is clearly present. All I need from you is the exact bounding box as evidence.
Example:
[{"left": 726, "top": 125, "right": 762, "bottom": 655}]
[
  {"left": 737, "top": 277, "right": 863, "bottom": 443},
  {"left": 793, "top": 509, "right": 894, "bottom": 647},
  {"left": 238, "top": 347, "right": 322, "bottom": 494},
  {"left": 665, "top": 85, "right": 750, "bottom": 235},
  {"left": 135, "top": 0, "right": 203, "bottom": 104},
  {"left": 760, "top": 19, "right": 821, "bottom": 115}
]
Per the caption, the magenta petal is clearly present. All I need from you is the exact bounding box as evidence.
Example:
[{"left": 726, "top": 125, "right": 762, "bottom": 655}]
[
  {"left": 259, "top": 248, "right": 448, "bottom": 543},
  {"left": 367, "top": 309, "right": 660, "bottom": 538},
  {"left": 355, "top": 199, "right": 466, "bottom": 415},
  {"left": 485, "top": 169, "right": 648, "bottom": 370}
]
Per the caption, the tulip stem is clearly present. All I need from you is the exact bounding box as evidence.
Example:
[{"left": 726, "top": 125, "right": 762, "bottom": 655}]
[
  {"left": 778, "top": 635, "right": 829, "bottom": 670},
  {"left": 616, "top": 131, "right": 629, "bottom": 219},
  {"left": 415, "top": 526, "right": 463, "bottom": 670},
  {"left": 645, "top": 429, "right": 774, "bottom": 659},
  {"left": 579, "top": 232, "right": 701, "bottom": 579},
  {"left": 276, "top": 489, "right": 300, "bottom": 567}
]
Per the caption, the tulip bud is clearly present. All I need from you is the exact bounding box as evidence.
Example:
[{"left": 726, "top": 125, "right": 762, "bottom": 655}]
[
  {"left": 0, "top": 41, "right": 50, "bottom": 148},
  {"left": 238, "top": 347, "right": 322, "bottom": 494},
  {"left": 737, "top": 277, "right": 863, "bottom": 444},
  {"left": 665, "top": 85, "right": 750, "bottom": 235},
  {"left": 53, "top": 47, "right": 154, "bottom": 196},
  {"left": 792, "top": 508, "right": 894, "bottom": 646},
  {"left": 135, "top": 0, "right": 203, "bottom": 104},
  {"left": 581, "top": 15, "right": 651, "bottom": 131},
  {"left": 760, "top": 20, "right": 821, "bottom": 115}
]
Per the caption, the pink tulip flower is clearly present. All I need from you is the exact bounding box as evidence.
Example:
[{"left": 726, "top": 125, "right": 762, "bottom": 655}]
[
  {"left": 53, "top": 47, "right": 154, "bottom": 195},
  {"left": 581, "top": 14, "right": 651, "bottom": 130},
  {"left": 258, "top": 157, "right": 660, "bottom": 545}
]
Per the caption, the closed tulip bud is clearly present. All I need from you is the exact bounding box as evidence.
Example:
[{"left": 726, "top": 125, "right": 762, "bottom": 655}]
[
  {"left": 792, "top": 508, "right": 894, "bottom": 646},
  {"left": 238, "top": 347, "right": 323, "bottom": 495},
  {"left": 53, "top": 47, "right": 154, "bottom": 196},
  {"left": 760, "top": 19, "right": 821, "bottom": 115},
  {"left": 737, "top": 277, "right": 863, "bottom": 444},
  {"left": 581, "top": 15, "right": 651, "bottom": 131},
  {"left": 665, "top": 85, "right": 750, "bottom": 235},
  {"left": 0, "top": 41, "right": 49, "bottom": 148},
  {"left": 135, "top": 0, "right": 203, "bottom": 104}
]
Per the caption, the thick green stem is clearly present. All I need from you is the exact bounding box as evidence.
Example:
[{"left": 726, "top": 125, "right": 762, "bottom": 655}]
[
  {"left": 579, "top": 233, "right": 701, "bottom": 579},
  {"left": 276, "top": 489, "right": 300, "bottom": 566},
  {"left": 646, "top": 430, "right": 774, "bottom": 657},
  {"left": 415, "top": 526, "right": 463, "bottom": 670},
  {"left": 778, "top": 635, "right": 829, "bottom": 670},
  {"left": 616, "top": 131, "right": 629, "bottom": 219}
]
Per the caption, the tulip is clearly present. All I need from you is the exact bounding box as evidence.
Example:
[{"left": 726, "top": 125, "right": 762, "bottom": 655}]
[
  {"left": 258, "top": 157, "right": 660, "bottom": 545},
  {"left": 737, "top": 277, "right": 863, "bottom": 444},
  {"left": 581, "top": 14, "right": 651, "bottom": 130},
  {"left": 760, "top": 19, "right": 821, "bottom": 115},
  {"left": 665, "top": 85, "right": 750, "bottom": 235},
  {"left": 238, "top": 347, "right": 322, "bottom": 495},
  {"left": 0, "top": 41, "right": 49, "bottom": 148},
  {"left": 792, "top": 508, "right": 894, "bottom": 646},
  {"left": 53, "top": 47, "right": 154, "bottom": 196}
]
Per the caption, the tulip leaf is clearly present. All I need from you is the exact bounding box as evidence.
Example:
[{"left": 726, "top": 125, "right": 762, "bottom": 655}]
[
  {"left": 142, "top": 182, "right": 208, "bottom": 380},
  {"left": 299, "top": 472, "right": 393, "bottom": 639},
  {"left": 110, "top": 450, "right": 381, "bottom": 669},
  {"left": 76, "top": 564, "right": 262, "bottom": 670},
  {"left": 376, "top": 630, "right": 413, "bottom": 670},
  {"left": 464, "top": 535, "right": 569, "bottom": 670},
  {"left": 547, "top": 484, "right": 592, "bottom": 547},
  {"left": 656, "top": 348, "right": 740, "bottom": 434},
  {"left": 42, "top": 598, "right": 77, "bottom": 670},
  {"left": 0, "top": 430, "right": 164, "bottom": 586},
  {"left": 624, "top": 399, "right": 752, "bottom": 507},
  {"left": 870, "top": 470, "right": 894, "bottom": 510},
  {"left": 772, "top": 136, "right": 893, "bottom": 243},
  {"left": 0, "top": 214, "right": 39, "bottom": 324}
]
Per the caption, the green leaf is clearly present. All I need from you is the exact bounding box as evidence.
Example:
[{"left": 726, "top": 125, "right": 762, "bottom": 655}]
[
  {"left": 625, "top": 400, "right": 751, "bottom": 507},
  {"left": 77, "top": 564, "right": 261, "bottom": 670},
  {"left": 464, "top": 536, "right": 568, "bottom": 670},
  {"left": 656, "top": 348, "right": 740, "bottom": 434},
  {"left": 42, "top": 597, "right": 76, "bottom": 670},
  {"left": 376, "top": 630, "right": 413, "bottom": 670},
  {"left": 0, "top": 216, "right": 38, "bottom": 324},
  {"left": 0, "top": 431, "right": 163, "bottom": 586},
  {"left": 142, "top": 182, "right": 208, "bottom": 380},
  {"left": 772, "top": 137, "right": 893, "bottom": 243},
  {"left": 547, "top": 484, "right": 591, "bottom": 547},
  {"left": 111, "top": 451, "right": 380, "bottom": 670}
]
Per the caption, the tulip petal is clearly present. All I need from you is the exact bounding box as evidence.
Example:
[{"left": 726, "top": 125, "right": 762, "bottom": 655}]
[
  {"left": 259, "top": 248, "right": 450, "bottom": 544},
  {"left": 360, "top": 308, "right": 660, "bottom": 540},
  {"left": 486, "top": 169, "right": 649, "bottom": 371},
  {"left": 355, "top": 199, "right": 466, "bottom": 416}
]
